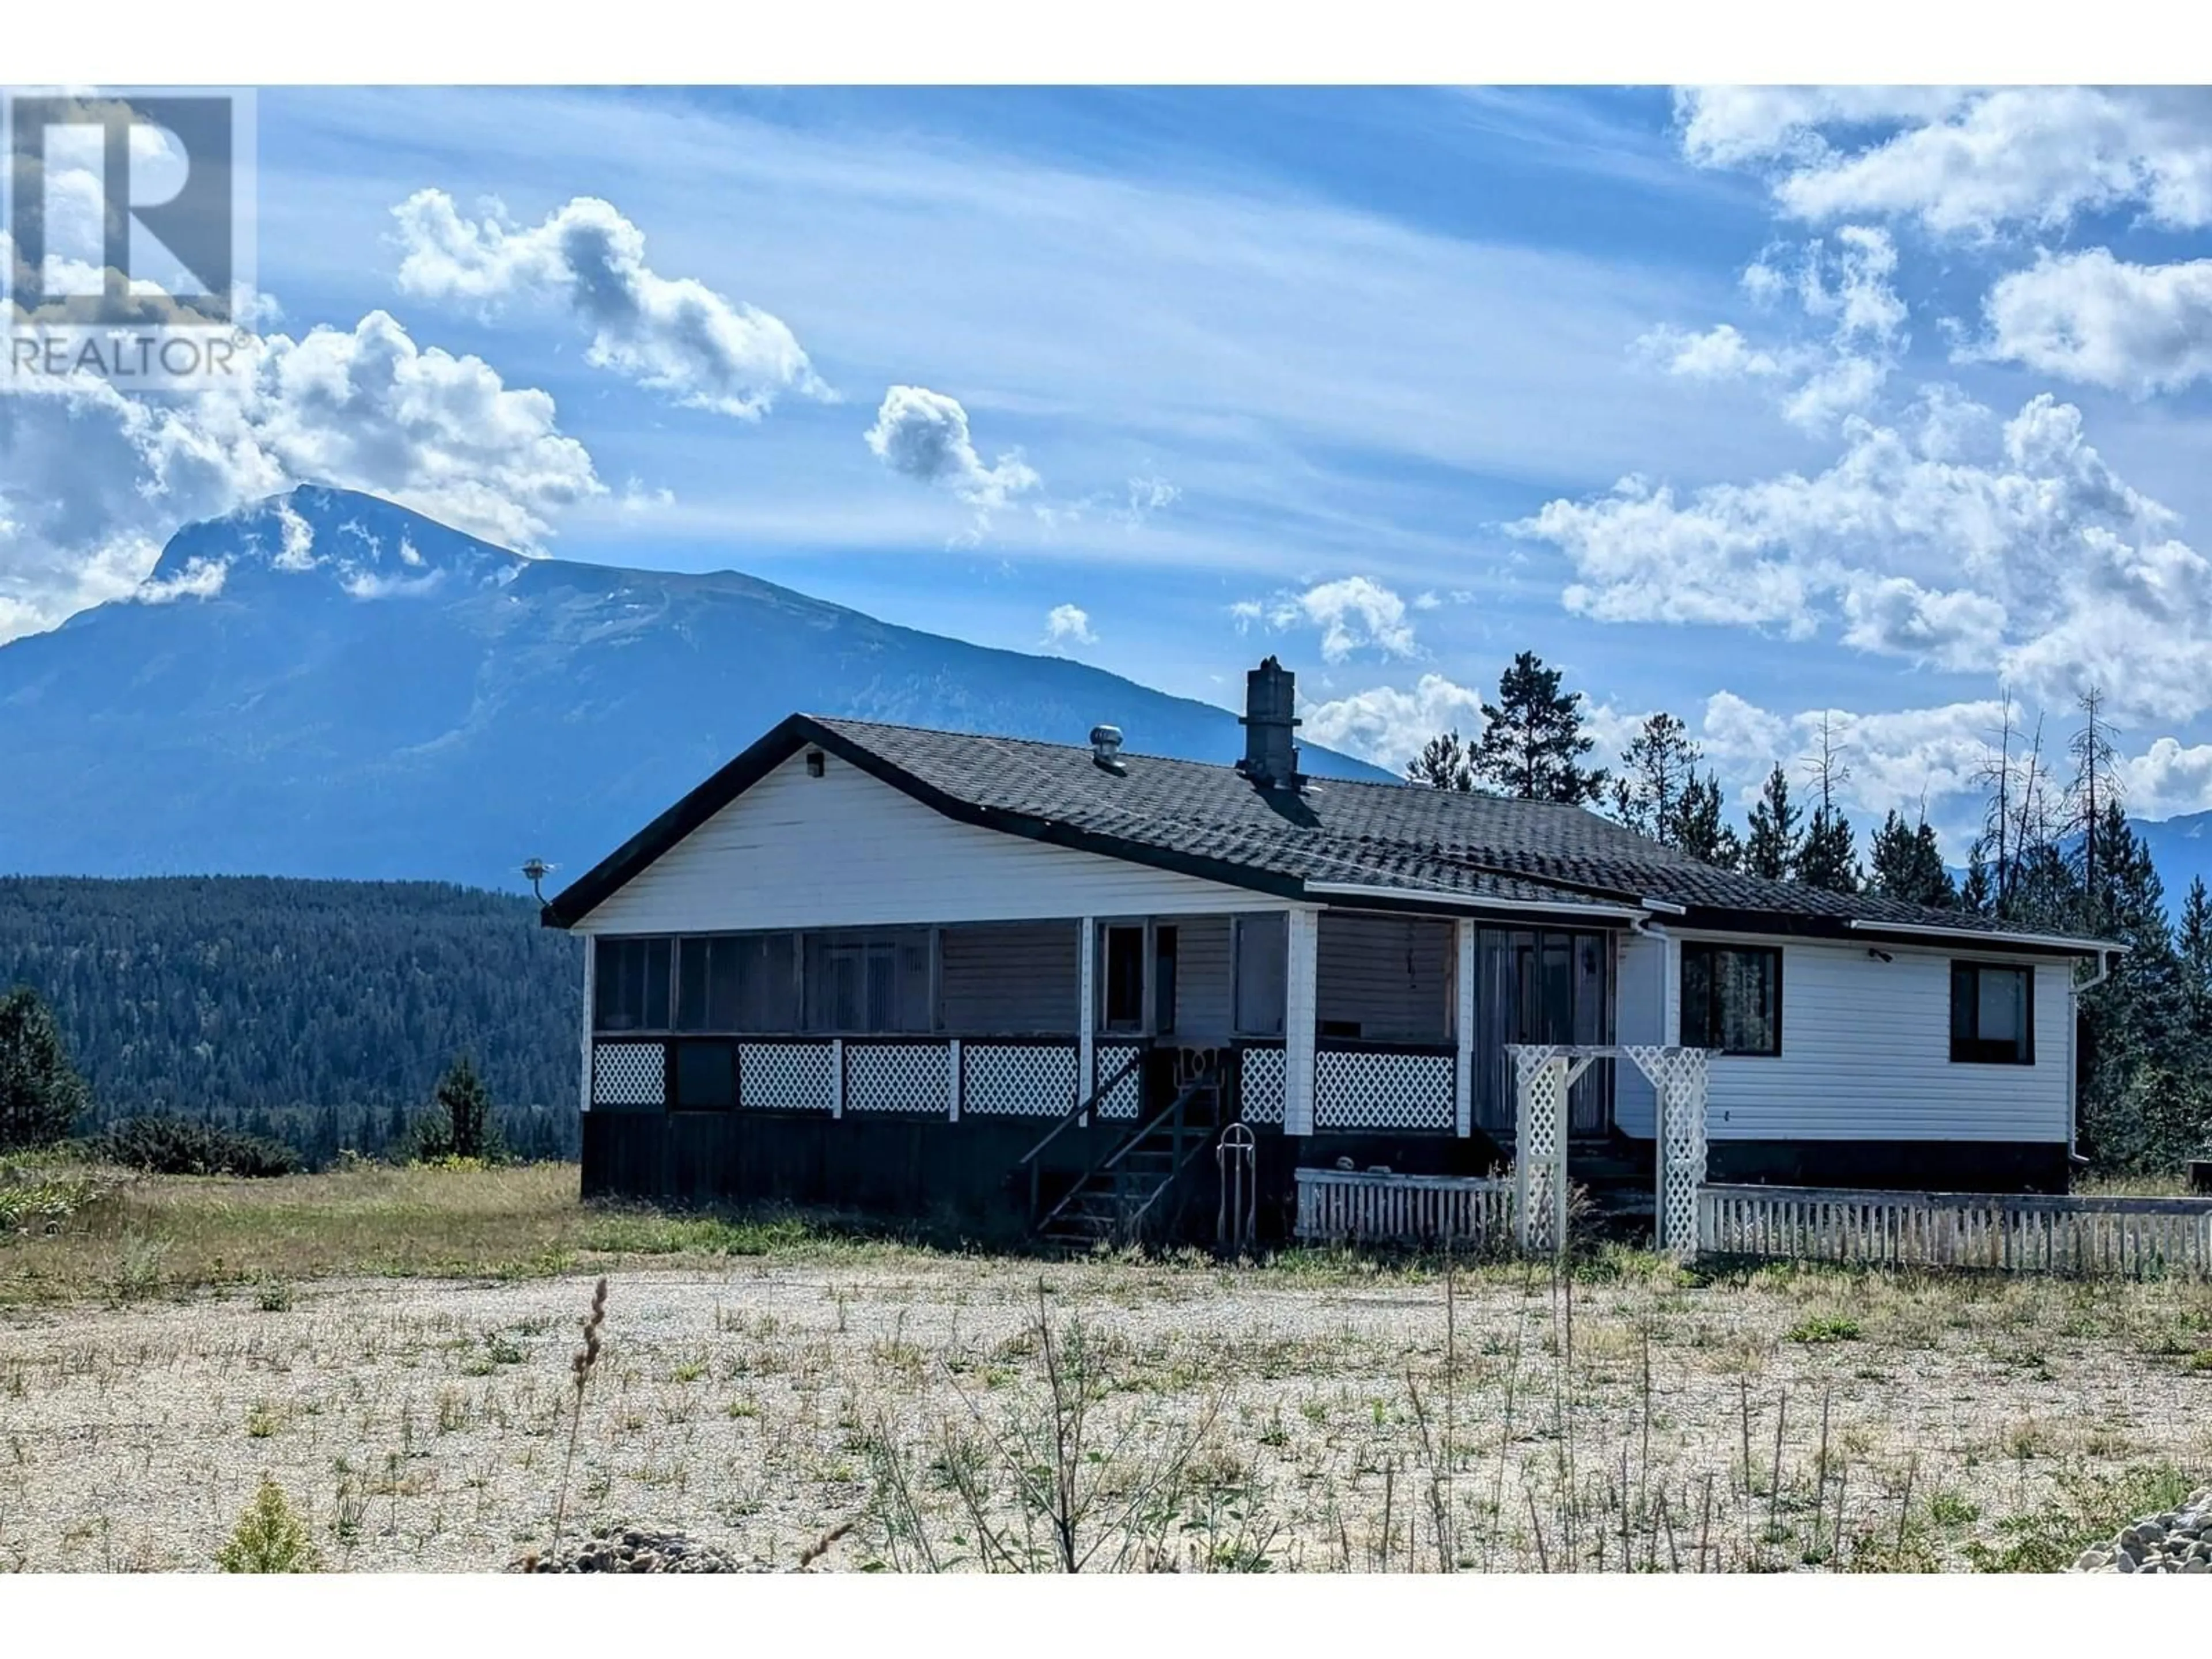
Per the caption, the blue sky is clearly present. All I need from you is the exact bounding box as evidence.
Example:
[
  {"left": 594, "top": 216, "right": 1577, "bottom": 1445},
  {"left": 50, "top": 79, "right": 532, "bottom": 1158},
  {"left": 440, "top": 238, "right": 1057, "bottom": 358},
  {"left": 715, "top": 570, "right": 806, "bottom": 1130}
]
[{"left": 10, "top": 85, "right": 2212, "bottom": 854}]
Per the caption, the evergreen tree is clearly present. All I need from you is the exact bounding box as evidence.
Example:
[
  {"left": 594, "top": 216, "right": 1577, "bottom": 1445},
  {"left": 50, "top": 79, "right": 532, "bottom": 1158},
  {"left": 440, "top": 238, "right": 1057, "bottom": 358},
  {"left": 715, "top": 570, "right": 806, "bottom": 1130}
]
[
  {"left": 1468, "top": 652, "right": 1607, "bottom": 804},
  {"left": 1406, "top": 730, "right": 1475, "bottom": 793},
  {"left": 2179, "top": 877, "right": 2212, "bottom": 1021},
  {"left": 1743, "top": 764, "right": 1802, "bottom": 881},
  {"left": 0, "top": 984, "right": 90, "bottom": 1152},
  {"left": 1794, "top": 805, "right": 1863, "bottom": 893},
  {"left": 1868, "top": 809, "right": 1957, "bottom": 909},
  {"left": 1959, "top": 840, "right": 1995, "bottom": 915},
  {"left": 1612, "top": 712, "right": 1701, "bottom": 846},
  {"left": 1671, "top": 770, "right": 1743, "bottom": 869},
  {"left": 416, "top": 1055, "right": 503, "bottom": 1163}
]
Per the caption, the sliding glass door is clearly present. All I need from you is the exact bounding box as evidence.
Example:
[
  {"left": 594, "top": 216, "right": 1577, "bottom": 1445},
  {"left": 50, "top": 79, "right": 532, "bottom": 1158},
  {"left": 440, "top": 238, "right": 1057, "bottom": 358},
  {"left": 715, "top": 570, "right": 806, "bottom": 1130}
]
[{"left": 1469, "top": 928, "right": 1613, "bottom": 1135}]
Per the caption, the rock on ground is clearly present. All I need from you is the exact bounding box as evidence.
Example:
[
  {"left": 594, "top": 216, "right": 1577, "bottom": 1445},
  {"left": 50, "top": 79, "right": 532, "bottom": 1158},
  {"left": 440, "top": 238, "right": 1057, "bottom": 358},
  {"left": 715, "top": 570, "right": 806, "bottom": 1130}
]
[{"left": 2070, "top": 1490, "right": 2212, "bottom": 1573}]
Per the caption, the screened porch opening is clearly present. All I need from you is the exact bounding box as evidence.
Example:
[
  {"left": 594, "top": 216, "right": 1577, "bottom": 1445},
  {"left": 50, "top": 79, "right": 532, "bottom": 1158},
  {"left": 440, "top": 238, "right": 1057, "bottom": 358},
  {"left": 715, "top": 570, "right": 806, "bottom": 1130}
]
[{"left": 1469, "top": 927, "right": 1613, "bottom": 1137}]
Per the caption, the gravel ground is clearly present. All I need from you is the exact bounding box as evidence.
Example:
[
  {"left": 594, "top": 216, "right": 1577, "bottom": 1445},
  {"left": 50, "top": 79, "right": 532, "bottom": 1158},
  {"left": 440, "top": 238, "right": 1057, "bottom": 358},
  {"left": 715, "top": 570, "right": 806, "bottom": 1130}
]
[{"left": 1, "top": 1258, "right": 2206, "bottom": 1572}]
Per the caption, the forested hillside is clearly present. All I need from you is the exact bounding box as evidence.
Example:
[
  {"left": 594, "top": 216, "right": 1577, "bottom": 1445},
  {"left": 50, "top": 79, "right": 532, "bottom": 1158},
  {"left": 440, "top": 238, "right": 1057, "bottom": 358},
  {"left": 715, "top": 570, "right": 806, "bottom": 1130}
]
[{"left": 0, "top": 877, "right": 581, "bottom": 1162}]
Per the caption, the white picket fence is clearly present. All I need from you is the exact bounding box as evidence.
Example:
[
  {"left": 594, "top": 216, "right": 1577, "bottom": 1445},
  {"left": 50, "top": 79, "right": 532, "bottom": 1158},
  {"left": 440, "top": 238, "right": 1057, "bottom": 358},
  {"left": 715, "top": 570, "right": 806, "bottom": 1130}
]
[
  {"left": 1697, "top": 1183, "right": 2212, "bottom": 1278},
  {"left": 1293, "top": 1169, "right": 1515, "bottom": 1249}
]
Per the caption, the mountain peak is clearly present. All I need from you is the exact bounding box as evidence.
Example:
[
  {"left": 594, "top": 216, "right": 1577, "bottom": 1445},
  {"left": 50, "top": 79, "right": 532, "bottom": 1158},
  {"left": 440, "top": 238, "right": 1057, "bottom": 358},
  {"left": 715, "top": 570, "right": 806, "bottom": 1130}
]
[{"left": 146, "top": 487, "right": 527, "bottom": 599}]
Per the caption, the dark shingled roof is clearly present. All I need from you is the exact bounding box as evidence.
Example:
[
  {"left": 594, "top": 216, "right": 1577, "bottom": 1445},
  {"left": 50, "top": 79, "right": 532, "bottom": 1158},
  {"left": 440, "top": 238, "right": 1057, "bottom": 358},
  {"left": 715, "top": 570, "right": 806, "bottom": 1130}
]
[{"left": 543, "top": 713, "right": 2114, "bottom": 956}]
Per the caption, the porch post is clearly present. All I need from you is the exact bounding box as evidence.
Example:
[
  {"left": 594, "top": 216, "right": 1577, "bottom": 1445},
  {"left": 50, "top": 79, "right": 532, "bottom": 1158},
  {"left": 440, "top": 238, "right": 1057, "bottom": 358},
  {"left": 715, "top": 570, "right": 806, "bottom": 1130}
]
[
  {"left": 578, "top": 936, "right": 595, "bottom": 1115},
  {"left": 1284, "top": 908, "right": 1319, "bottom": 1136},
  {"left": 1077, "top": 916, "right": 1097, "bottom": 1118},
  {"left": 1454, "top": 919, "right": 1476, "bottom": 1138}
]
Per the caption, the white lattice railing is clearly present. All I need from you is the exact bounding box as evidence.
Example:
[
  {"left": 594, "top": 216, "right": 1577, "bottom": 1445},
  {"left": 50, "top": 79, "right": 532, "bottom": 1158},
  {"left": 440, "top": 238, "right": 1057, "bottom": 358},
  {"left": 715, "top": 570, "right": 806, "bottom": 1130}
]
[
  {"left": 1294, "top": 1169, "right": 1515, "bottom": 1248},
  {"left": 843, "top": 1041, "right": 953, "bottom": 1115},
  {"left": 1313, "top": 1046, "right": 1455, "bottom": 1132},
  {"left": 592, "top": 1042, "right": 665, "bottom": 1108},
  {"left": 737, "top": 1041, "right": 837, "bottom": 1113},
  {"left": 962, "top": 1043, "right": 1080, "bottom": 1117},
  {"left": 1238, "top": 1044, "right": 1286, "bottom": 1125},
  {"left": 1698, "top": 1185, "right": 2212, "bottom": 1278},
  {"left": 1094, "top": 1040, "right": 1146, "bottom": 1120}
]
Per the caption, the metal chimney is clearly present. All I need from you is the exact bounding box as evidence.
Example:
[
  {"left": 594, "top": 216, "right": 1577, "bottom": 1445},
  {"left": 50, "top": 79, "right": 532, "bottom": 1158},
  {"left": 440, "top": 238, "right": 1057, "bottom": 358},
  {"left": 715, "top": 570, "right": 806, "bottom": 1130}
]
[
  {"left": 1237, "top": 656, "right": 1303, "bottom": 790},
  {"left": 1090, "top": 724, "right": 1127, "bottom": 775}
]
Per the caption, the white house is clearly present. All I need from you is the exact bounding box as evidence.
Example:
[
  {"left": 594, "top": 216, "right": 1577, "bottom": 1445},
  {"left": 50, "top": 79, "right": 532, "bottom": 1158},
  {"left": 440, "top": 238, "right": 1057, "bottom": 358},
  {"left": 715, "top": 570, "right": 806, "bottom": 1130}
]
[{"left": 542, "top": 658, "right": 2117, "bottom": 1243}]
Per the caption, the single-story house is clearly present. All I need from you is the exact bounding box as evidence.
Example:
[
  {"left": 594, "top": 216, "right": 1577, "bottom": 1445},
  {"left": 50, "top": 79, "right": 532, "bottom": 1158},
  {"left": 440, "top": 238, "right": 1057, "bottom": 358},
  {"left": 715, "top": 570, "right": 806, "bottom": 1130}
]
[{"left": 541, "top": 658, "right": 2118, "bottom": 1243}]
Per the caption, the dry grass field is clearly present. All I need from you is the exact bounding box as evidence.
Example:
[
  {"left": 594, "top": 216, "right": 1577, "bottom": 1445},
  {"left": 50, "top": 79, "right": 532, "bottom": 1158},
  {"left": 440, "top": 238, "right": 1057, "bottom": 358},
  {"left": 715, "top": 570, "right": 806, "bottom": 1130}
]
[{"left": 1, "top": 1160, "right": 2208, "bottom": 1573}]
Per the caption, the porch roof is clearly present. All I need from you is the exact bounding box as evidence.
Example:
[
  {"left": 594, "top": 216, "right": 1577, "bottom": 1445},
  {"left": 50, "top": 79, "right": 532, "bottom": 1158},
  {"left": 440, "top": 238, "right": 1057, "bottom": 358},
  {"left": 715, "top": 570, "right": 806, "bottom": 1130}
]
[{"left": 543, "top": 714, "right": 2116, "bottom": 957}]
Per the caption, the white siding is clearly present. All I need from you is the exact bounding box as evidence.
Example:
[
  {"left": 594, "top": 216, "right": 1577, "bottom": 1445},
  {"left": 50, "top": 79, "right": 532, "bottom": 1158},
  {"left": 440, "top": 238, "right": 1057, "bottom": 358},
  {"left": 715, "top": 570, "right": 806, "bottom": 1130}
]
[
  {"left": 939, "top": 922, "right": 1078, "bottom": 1033},
  {"left": 1684, "top": 935, "right": 2073, "bottom": 1144},
  {"left": 1316, "top": 911, "right": 1454, "bottom": 1043},
  {"left": 575, "top": 749, "right": 1294, "bottom": 934}
]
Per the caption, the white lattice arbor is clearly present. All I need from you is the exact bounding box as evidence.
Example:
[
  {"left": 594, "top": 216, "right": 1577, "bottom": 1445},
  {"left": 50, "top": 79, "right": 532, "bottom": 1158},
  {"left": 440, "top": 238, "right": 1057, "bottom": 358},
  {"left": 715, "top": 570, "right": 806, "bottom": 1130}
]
[{"left": 1507, "top": 1043, "right": 1710, "bottom": 1257}]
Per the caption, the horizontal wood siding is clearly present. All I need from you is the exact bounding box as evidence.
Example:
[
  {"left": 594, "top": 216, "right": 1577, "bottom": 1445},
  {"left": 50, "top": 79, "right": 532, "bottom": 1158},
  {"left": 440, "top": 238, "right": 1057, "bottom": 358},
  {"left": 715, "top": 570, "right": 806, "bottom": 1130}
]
[
  {"left": 1316, "top": 911, "right": 1453, "bottom": 1043},
  {"left": 576, "top": 750, "right": 1293, "bottom": 934},
  {"left": 1692, "top": 937, "right": 2072, "bottom": 1144},
  {"left": 940, "top": 922, "right": 1078, "bottom": 1033},
  {"left": 1172, "top": 915, "right": 1235, "bottom": 1043}
]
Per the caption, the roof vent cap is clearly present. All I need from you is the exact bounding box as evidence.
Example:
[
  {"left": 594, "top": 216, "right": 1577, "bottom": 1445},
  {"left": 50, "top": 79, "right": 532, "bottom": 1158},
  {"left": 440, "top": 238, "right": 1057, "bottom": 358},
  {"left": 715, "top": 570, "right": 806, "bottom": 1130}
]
[{"left": 1090, "top": 724, "right": 1126, "bottom": 775}]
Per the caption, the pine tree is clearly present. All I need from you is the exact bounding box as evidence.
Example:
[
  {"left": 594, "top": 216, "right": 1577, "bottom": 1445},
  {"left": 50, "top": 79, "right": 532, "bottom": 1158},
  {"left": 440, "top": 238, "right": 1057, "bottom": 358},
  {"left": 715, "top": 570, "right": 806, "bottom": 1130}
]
[
  {"left": 416, "top": 1054, "right": 502, "bottom": 1163},
  {"left": 0, "top": 984, "right": 90, "bottom": 1152},
  {"left": 1468, "top": 652, "right": 1607, "bottom": 804},
  {"left": 1743, "top": 764, "right": 1802, "bottom": 881},
  {"left": 1868, "top": 809, "right": 1957, "bottom": 908},
  {"left": 2179, "top": 877, "right": 2212, "bottom": 1012},
  {"left": 1406, "top": 730, "right": 1475, "bottom": 793},
  {"left": 1613, "top": 712, "right": 1701, "bottom": 845},
  {"left": 1794, "top": 805, "right": 1863, "bottom": 893},
  {"left": 1671, "top": 770, "right": 1743, "bottom": 869}
]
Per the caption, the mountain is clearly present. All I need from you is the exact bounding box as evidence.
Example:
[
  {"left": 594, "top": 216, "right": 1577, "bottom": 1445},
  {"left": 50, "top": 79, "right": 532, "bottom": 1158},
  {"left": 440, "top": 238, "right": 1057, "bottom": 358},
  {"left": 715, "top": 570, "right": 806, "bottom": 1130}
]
[
  {"left": 2130, "top": 812, "right": 2212, "bottom": 910},
  {"left": 0, "top": 487, "right": 1390, "bottom": 889}
]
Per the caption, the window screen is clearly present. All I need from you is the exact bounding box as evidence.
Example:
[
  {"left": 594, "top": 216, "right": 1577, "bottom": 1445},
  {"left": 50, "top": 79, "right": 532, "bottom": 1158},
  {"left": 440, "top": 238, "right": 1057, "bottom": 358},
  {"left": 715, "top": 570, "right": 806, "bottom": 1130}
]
[
  {"left": 1951, "top": 963, "right": 2033, "bottom": 1064},
  {"left": 1102, "top": 925, "right": 1146, "bottom": 1033},
  {"left": 1679, "top": 943, "right": 1782, "bottom": 1056},
  {"left": 593, "top": 937, "right": 672, "bottom": 1032},
  {"left": 801, "top": 930, "right": 935, "bottom": 1033}
]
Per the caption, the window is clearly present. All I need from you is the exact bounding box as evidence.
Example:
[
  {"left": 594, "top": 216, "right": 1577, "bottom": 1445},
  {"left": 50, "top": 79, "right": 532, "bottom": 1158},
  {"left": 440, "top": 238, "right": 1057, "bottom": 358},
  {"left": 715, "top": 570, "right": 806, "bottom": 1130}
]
[
  {"left": 801, "top": 930, "right": 934, "bottom": 1033},
  {"left": 676, "top": 934, "right": 800, "bottom": 1031},
  {"left": 594, "top": 937, "right": 672, "bottom": 1032},
  {"left": 1102, "top": 925, "right": 1147, "bottom": 1033},
  {"left": 1952, "top": 963, "right": 2033, "bottom": 1064},
  {"left": 1233, "top": 914, "right": 1288, "bottom": 1037},
  {"left": 1680, "top": 943, "right": 1782, "bottom": 1056}
]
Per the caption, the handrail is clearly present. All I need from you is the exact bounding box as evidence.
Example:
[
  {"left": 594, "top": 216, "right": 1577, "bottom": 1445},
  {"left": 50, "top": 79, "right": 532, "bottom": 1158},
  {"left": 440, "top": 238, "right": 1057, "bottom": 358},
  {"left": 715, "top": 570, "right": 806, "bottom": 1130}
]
[
  {"left": 1117, "top": 1092, "right": 1221, "bottom": 1237},
  {"left": 1034, "top": 1073, "right": 1219, "bottom": 1241},
  {"left": 1017, "top": 1048, "right": 1145, "bottom": 1169}
]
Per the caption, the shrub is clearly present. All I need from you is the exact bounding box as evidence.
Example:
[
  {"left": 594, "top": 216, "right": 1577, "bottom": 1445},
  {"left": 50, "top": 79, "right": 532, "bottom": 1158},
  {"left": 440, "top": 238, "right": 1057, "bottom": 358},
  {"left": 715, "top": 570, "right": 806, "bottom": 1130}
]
[
  {"left": 0, "top": 1165, "right": 98, "bottom": 1233},
  {"left": 217, "top": 1476, "right": 323, "bottom": 1573},
  {"left": 0, "top": 985, "right": 90, "bottom": 1153},
  {"left": 93, "top": 1115, "right": 299, "bottom": 1178}
]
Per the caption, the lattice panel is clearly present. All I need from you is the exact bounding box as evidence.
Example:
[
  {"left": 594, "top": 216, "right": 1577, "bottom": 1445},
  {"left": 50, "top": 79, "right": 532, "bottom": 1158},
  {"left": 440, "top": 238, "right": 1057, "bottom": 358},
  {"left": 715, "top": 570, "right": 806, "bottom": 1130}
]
[
  {"left": 1313, "top": 1050, "right": 1455, "bottom": 1131},
  {"left": 592, "top": 1042, "right": 665, "bottom": 1108},
  {"left": 1238, "top": 1047, "right": 1286, "bottom": 1126},
  {"left": 738, "top": 1043, "right": 836, "bottom": 1113},
  {"left": 1510, "top": 1045, "right": 1565, "bottom": 1253},
  {"left": 963, "top": 1044, "right": 1080, "bottom": 1117},
  {"left": 1095, "top": 1041, "right": 1145, "bottom": 1120},
  {"left": 844, "top": 1043, "right": 951, "bottom": 1114},
  {"left": 1626, "top": 1046, "right": 1709, "bottom": 1256}
]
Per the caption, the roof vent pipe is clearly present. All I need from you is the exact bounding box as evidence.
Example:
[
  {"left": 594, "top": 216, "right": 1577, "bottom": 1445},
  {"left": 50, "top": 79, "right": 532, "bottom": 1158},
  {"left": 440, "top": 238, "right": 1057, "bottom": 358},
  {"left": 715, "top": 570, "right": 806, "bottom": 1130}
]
[
  {"left": 1237, "top": 656, "right": 1305, "bottom": 791},
  {"left": 1090, "top": 724, "right": 1126, "bottom": 775}
]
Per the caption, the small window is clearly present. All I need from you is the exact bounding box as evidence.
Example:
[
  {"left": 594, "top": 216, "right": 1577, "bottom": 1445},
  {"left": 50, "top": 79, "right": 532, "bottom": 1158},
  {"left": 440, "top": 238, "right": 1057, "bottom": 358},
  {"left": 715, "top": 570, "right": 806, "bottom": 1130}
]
[
  {"left": 1680, "top": 942, "right": 1782, "bottom": 1056},
  {"left": 1233, "top": 914, "right": 1288, "bottom": 1037},
  {"left": 1952, "top": 963, "right": 2033, "bottom": 1065},
  {"left": 594, "top": 937, "right": 672, "bottom": 1032},
  {"left": 1102, "top": 925, "right": 1147, "bottom": 1034}
]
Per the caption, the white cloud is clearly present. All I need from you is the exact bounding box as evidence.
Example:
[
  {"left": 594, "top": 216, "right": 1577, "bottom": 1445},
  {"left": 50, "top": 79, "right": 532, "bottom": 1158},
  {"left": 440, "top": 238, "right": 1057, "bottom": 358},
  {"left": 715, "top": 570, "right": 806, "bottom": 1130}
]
[
  {"left": 0, "top": 309, "right": 601, "bottom": 643},
  {"left": 1043, "top": 603, "right": 1096, "bottom": 649},
  {"left": 1974, "top": 248, "right": 2212, "bottom": 397},
  {"left": 1675, "top": 86, "right": 2212, "bottom": 239},
  {"left": 864, "top": 385, "right": 1041, "bottom": 520},
  {"left": 1304, "top": 673, "right": 1485, "bottom": 770},
  {"left": 392, "top": 188, "right": 830, "bottom": 418},
  {"left": 1514, "top": 388, "right": 2212, "bottom": 723},
  {"left": 1256, "top": 576, "right": 1419, "bottom": 664},
  {"left": 129, "top": 551, "right": 229, "bottom": 605},
  {"left": 1635, "top": 322, "right": 1791, "bottom": 382},
  {"left": 2123, "top": 737, "right": 2212, "bottom": 820}
]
